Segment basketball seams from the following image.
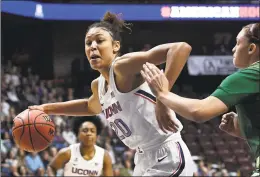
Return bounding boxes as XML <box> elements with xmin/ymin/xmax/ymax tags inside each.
<box><xmin>28</xmin><ymin>110</ymin><xmax>35</xmax><ymax>152</ymax></box>
<box><xmin>12</xmin><ymin>117</ymin><xmax>25</xmax><ymax>147</ymax></box>
<box><xmin>33</xmin><ymin>115</ymin><xmax>52</xmax><ymax>144</ymax></box>
<box><xmin>12</xmin><ymin>123</ymin><xmax>55</xmax><ymax>131</ymax></box>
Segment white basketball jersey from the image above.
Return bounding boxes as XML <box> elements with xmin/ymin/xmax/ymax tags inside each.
<box><xmin>97</xmin><ymin>59</ymin><xmax>183</xmax><ymax>150</ymax></box>
<box><xmin>63</xmin><ymin>144</ymin><xmax>104</xmax><ymax>176</ymax></box>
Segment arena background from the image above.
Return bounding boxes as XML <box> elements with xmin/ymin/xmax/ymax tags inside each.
<box><xmin>1</xmin><ymin>0</ymin><xmax>259</xmax><ymax>176</ymax></box>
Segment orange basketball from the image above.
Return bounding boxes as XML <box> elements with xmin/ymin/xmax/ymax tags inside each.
<box><xmin>12</xmin><ymin>109</ymin><xmax>56</xmax><ymax>152</ymax></box>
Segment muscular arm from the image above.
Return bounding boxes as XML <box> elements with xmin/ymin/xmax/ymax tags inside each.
<box><xmin>156</xmin><ymin>42</ymin><xmax>191</xmax><ymax>130</ymax></box>
<box><xmin>155</xmin><ymin>67</ymin><xmax>259</xmax><ymax>123</ymax></box>
<box><xmin>47</xmin><ymin>148</ymin><xmax>71</xmax><ymax>176</ymax></box>
<box><xmin>157</xmin><ymin>41</ymin><xmax>191</xmax><ymax>98</ymax></box>
<box><xmin>158</xmin><ymin>93</ymin><xmax>228</xmax><ymax>123</ymax></box>
<box><xmin>114</xmin><ymin>42</ymin><xmax>191</xmax><ymax>76</ymax></box>
<box><xmin>102</xmin><ymin>151</ymin><xmax>113</xmax><ymax>176</ymax></box>
<box><xmin>42</xmin><ymin>79</ymin><xmax>101</xmax><ymax>116</ymax></box>
<box><xmin>164</xmin><ymin>42</ymin><xmax>192</xmax><ymax>89</ymax></box>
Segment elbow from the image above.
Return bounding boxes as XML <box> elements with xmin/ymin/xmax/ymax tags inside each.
<box><xmin>178</xmin><ymin>42</ymin><xmax>192</xmax><ymax>54</ymax></box>
<box><xmin>192</xmin><ymin>114</ymin><xmax>205</xmax><ymax>124</ymax></box>
<box><xmin>191</xmin><ymin>109</ymin><xmax>207</xmax><ymax>124</ymax></box>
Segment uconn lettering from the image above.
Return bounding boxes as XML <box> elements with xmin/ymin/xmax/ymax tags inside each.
<box><xmin>103</xmin><ymin>101</ymin><xmax>122</xmax><ymax>119</ymax></box>
<box><xmin>72</xmin><ymin>167</ymin><xmax>98</xmax><ymax>176</ymax></box>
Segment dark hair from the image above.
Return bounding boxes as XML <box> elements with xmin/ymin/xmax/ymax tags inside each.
<box><xmin>243</xmin><ymin>23</ymin><xmax>260</xmax><ymax>45</ymax></box>
<box><xmin>87</xmin><ymin>11</ymin><xmax>132</xmax><ymax>52</ymax></box>
<box><xmin>73</xmin><ymin>116</ymin><xmax>103</xmax><ymax>135</ymax></box>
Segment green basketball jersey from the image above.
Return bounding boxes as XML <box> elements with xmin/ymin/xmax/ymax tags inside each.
<box><xmin>212</xmin><ymin>61</ymin><xmax>260</xmax><ymax>160</ymax></box>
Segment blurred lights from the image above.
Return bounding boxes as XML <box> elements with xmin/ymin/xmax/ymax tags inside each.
<box><xmin>161</xmin><ymin>6</ymin><xmax>260</xmax><ymax>18</ymax></box>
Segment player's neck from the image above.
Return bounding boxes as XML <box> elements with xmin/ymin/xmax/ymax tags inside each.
<box><xmin>249</xmin><ymin>58</ymin><xmax>260</xmax><ymax>66</ymax></box>
<box><xmin>80</xmin><ymin>143</ymin><xmax>95</xmax><ymax>155</ymax></box>
<box><xmin>99</xmin><ymin>68</ymin><xmax>110</xmax><ymax>84</ymax></box>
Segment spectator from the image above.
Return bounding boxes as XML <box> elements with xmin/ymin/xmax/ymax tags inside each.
<box><xmin>49</xmin><ymin>147</ymin><xmax>58</xmax><ymax>159</ymax></box>
<box><xmin>16</xmin><ymin>149</ymin><xmax>26</xmax><ymax>166</ymax></box>
<box><xmin>23</xmin><ymin>86</ymin><xmax>39</xmax><ymax>105</ymax></box>
<box><xmin>7</xmin><ymin>84</ymin><xmax>20</xmax><ymax>103</ymax></box>
<box><xmin>52</xmin><ymin>127</ymin><xmax>66</xmax><ymax>149</ymax></box>
<box><xmin>1</xmin><ymin>96</ymin><xmax>10</xmax><ymax>116</ymax></box>
<box><xmin>24</xmin><ymin>152</ymin><xmax>45</xmax><ymax>176</ymax></box>
<box><xmin>17</xmin><ymin>165</ymin><xmax>28</xmax><ymax>176</ymax></box>
<box><xmin>41</xmin><ymin>150</ymin><xmax>51</xmax><ymax>169</ymax></box>
<box><xmin>196</xmin><ymin>160</ymin><xmax>210</xmax><ymax>176</ymax></box>
<box><xmin>2</xmin><ymin>131</ymin><xmax>13</xmax><ymax>150</ymax></box>
<box><xmin>62</xmin><ymin>125</ymin><xmax>77</xmax><ymax>145</ymax></box>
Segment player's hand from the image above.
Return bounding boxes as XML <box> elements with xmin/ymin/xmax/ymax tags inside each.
<box><xmin>155</xmin><ymin>101</ymin><xmax>180</xmax><ymax>133</ymax></box>
<box><xmin>219</xmin><ymin>112</ymin><xmax>238</xmax><ymax>134</ymax></box>
<box><xmin>141</xmin><ymin>62</ymin><xmax>169</xmax><ymax>97</ymax></box>
<box><xmin>28</xmin><ymin>105</ymin><xmax>45</xmax><ymax>112</ymax></box>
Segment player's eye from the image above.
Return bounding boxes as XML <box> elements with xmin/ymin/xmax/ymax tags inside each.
<box><xmin>82</xmin><ymin>129</ymin><xmax>88</xmax><ymax>133</ymax></box>
<box><xmin>96</xmin><ymin>39</ymin><xmax>104</xmax><ymax>44</ymax></box>
<box><xmin>86</xmin><ymin>41</ymin><xmax>91</xmax><ymax>46</ymax></box>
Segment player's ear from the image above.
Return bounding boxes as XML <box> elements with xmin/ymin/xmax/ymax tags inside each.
<box><xmin>248</xmin><ymin>43</ymin><xmax>256</xmax><ymax>54</ymax></box>
<box><xmin>112</xmin><ymin>41</ymin><xmax>120</xmax><ymax>54</ymax></box>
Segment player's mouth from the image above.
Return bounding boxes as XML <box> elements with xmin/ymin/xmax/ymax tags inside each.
<box><xmin>86</xmin><ymin>136</ymin><xmax>93</xmax><ymax>139</ymax></box>
<box><xmin>90</xmin><ymin>54</ymin><xmax>101</xmax><ymax>60</ymax></box>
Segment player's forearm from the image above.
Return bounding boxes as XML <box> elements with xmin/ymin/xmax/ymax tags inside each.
<box><xmin>164</xmin><ymin>42</ymin><xmax>192</xmax><ymax>89</ymax></box>
<box><xmin>43</xmin><ymin>99</ymin><xmax>90</xmax><ymax>116</ymax></box>
<box><xmin>157</xmin><ymin>92</ymin><xmax>201</xmax><ymax>122</ymax></box>
<box><xmin>158</xmin><ymin>43</ymin><xmax>191</xmax><ymax>109</ymax></box>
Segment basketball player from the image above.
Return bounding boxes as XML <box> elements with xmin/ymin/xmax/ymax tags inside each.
<box><xmin>30</xmin><ymin>11</ymin><xmax>195</xmax><ymax>176</ymax></box>
<box><xmin>47</xmin><ymin>117</ymin><xmax>113</xmax><ymax>176</ymax></box>
<box><xmin>141</xmin><ymin>23</ymin><xmax>260</xmax><ymax>176</ymax></box>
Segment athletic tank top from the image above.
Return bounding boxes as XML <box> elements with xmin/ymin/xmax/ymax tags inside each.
<box><xmin>97</xmin><ymin>59</ymin><xmax>183</xmax><ymax>150</ymax></box>
<box><xmin>63</xmin><ymin>143</ymin><xmax>104</xmax><ymax>176</ymax></box>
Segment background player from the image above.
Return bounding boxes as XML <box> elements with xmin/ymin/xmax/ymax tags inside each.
<box><xmin>140</xmin><ymin>23</ymin><xmax>260</xmax><ymax>176</ymax></box>
<box><xmin>47</xmin><ymin>117</ymin><xmax>113</xmax><ymax>176</ymax></box>
<box><xmin>29</xmin><ymin>11</ymin><xmax>195</xmax><ymax>176</ymax></box>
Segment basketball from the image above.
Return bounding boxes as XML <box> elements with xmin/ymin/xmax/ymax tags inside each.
<box><xmin>12</xmin><ymin>109</ymin><xmax>56</xmax><ymax>153</ymax></box>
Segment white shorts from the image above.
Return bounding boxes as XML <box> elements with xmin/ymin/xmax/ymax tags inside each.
<box><xmin>133</xmin><ymin>139</ymin><xmax>195</xmax><ymax>176</ymax></box>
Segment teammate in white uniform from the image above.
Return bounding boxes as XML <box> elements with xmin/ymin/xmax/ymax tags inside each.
<box><xmin>47</xmin><ymin>118</ymin><xmax>113</xmax><ymax>176</ymax></box>
<box><xmin>30</xmin><ymin>12</ymin><xmax>195</xmax><ymax>176</ymax></box>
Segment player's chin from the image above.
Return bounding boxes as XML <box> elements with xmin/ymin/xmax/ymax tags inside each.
<box><xmin>90</xmin><ymin>63</ymin><xmax>103</xmax><ymax>70</ymax></box>
<box><xmin>233</xmin><ymin>58</ymin><xmax>241</xmax><ymax>68</ymax></box>
<box><xmin>82</xmin><ymin>141</ymin><xmax>94</xmax><ymax>147</ymax></box>
<box><xmin>233</xmin><ymin>58</ymin><xmax>247</xmax><ymax>69</ymax></box>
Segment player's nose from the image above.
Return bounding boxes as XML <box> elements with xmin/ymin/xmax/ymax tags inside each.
<box><xmin>90</xmin><ymin>41</ymin><xmax>97</xmax><ymax>50</ymax></box>
<box><xmin>232</xmin><ymin>46</ymin><xmax>236</xmax><ymax>53</ymax></box>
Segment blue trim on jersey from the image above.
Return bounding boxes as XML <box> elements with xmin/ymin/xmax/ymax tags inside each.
<box><xmin>136</xmin><ymin>90</ymin><xmax>156</xmax><ymax>103</ymax></box>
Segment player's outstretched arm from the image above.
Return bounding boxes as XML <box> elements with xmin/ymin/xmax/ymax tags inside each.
<box><xmin>47</xmin><ymin>147</ymin><xmax>71</xmax><ymax>176</ymax></box>
<box><xmin>102</xmin><ymin>151</ymin><xmax>113</xmax><ymax>176</ymax></box>
<box><xmin>29</xmin><ymin>79</ymin><xmax>102</xmax><ymax>116</ymax></box>
<box><xmin>114</xmin><ymin>42</ymin><xmax>191</xmax><ymax>76</ymax></box>
<box><xmin>158</xmin><ymin>93</ymin><xmax>228</xmax><ymax>123</ymax></box>
<box><xmin>141</xmin><ymin>63</ymin><xmax>228</xmax><ymax>123</ymax></box>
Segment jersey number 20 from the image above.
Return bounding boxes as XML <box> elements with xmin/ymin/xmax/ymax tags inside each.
<box><xmin>110</xmin><ymin>119</ymin><xmax>132</xmax><ymax>140</ymax></box>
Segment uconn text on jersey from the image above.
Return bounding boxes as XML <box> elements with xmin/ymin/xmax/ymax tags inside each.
<box><xmin>102</xmin><ymin>101</ymin><xmax>122</xmax><ymax>119</ymax></box>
